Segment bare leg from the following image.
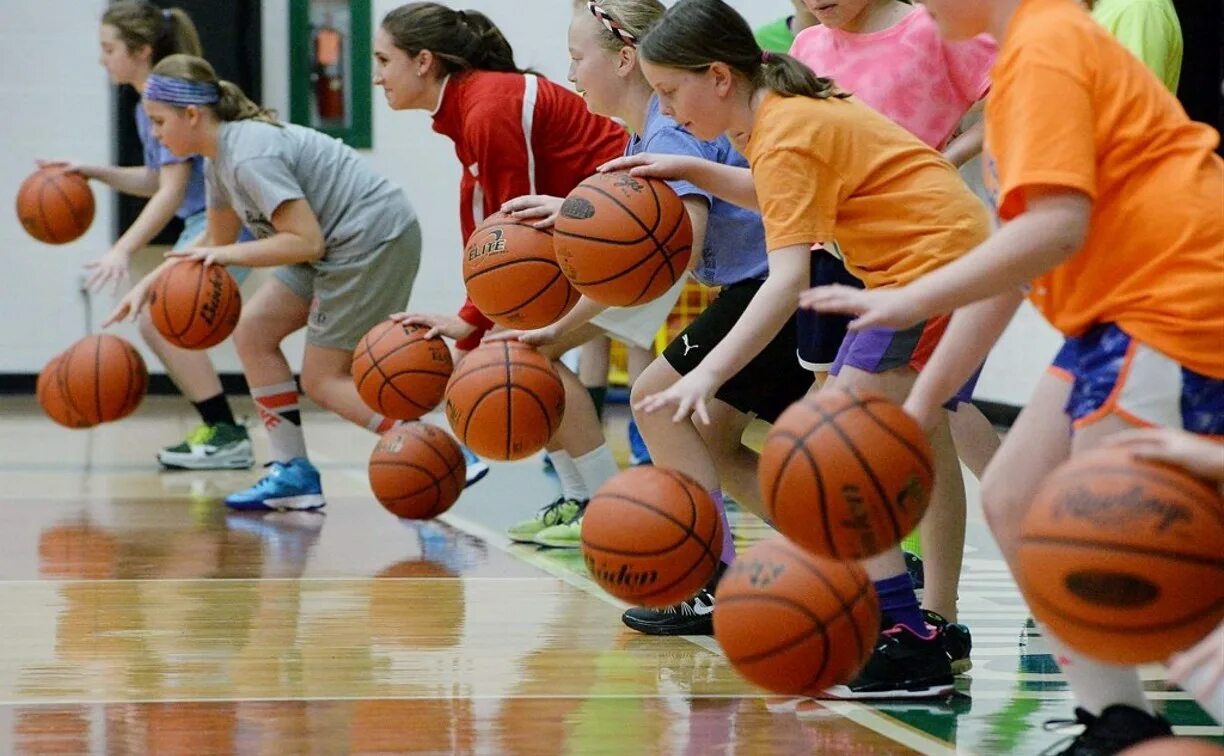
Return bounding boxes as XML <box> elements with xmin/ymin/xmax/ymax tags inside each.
<box><xmin>626</xmin><ymin>344</ymin><xmax>654</xmax><ymax>385</ymax></box>
<box><xmin>950</xmin><ymin>402</ymin><xmax>1002</xmax><ymax>481</ymax></box>
<box><xmin>232</xmin><ymin>279</ymin><xmax>307</xmax><ymax>392</ymax></box>
<box><xmin>137</xmin><ymin>313</ymin><xmax>226</xmax><ymax>402</ymax></box>
<box><xmin>578</xmin><ymin>335</ymin><xmax>610</xmax><ymax>389</ymax></box>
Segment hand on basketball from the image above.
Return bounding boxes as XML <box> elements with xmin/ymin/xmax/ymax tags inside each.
<box><xmin>1106</xmin><ymin>428</ymin><xmax>1224</xmax><ymax>483</ymax></box>
<box><xmin>634</xmin><ymin>368</ymin><xmax>721</xmax><ymax>425</ymax></box>
<box><xmin>501</xmin><ymin>195</ymin><xmax>564</xmax><ymax>229</ymax></box>
<box><xmin>485</xmin><ymin>325</ymin><xmax>560</xmax><ymax>347</ymax></box>
<box><xmin>799</xmin><ymin>284</ymin><xmax>926</xmax><ymax>331</ymax></box>
<box><xmin>390</xmin><ymin>312</ymin><xmax>477</xmax><ymax>342</ymax></box>
<box><xmin>598</xmin><ymin>152</ymin><xmax>695</xmax><ymax>182</ymax></box>
<box><xmin>1167</xmin><ymin>621</ymin><xmax>1224</xmax><ymax>705</ymax></box>
<box><xmin>83</xmin><ymin>248</ymin><xmax>132</xmax><ymax>294</ymax></box>
<box><xmin>166</xmin><ymin>246</ymin><xmax>234</xmax><ymax>267</ymax></box>
<box><xmin>35</xmin><ymin>159</ymin><xmax>88</xmax><ymax>177</ymax></box>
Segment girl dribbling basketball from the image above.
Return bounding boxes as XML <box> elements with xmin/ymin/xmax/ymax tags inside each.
<box><xmin>107</xmin><ymin>55</ymin><xmax>423</xmax><ymax>512</ymax></box>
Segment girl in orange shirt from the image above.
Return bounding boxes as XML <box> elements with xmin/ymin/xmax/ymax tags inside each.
<box><xmin>806</xmin><ymin>0</ymin><xmax>1222</xmax><ymax>747</ymax></box>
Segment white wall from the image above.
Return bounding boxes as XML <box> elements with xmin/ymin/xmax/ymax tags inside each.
<box><xmin>2</xmin><ymin>0</ymin><xmax>1059</xmax><ymax>406</ymax></box>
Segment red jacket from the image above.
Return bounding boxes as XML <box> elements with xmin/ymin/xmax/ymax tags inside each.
<box><xmin>431</xmin><ymin>70</ymin><xmax>627</xmax><ymax>348</ymax></box>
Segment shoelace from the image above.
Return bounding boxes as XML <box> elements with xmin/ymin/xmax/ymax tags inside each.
<box><xmin>660</xmin><ymin>590</ymin><xmax>712</xmax><ymax>616</ymax></box>
<box><xmin>537</xmin><ymin>497</ymin><xmax>581</xmax><ymax>526</ymax></box>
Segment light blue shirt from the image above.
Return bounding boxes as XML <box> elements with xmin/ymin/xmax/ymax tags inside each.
<box><xmin>135</xmin><ymin>104</ymin><xmax>207</xmax><ymax>219</ymax></box>
<box><xmin>628</xmin><ymin>96</ymin><xmax>768</xmax><ymax>287</ymax></box>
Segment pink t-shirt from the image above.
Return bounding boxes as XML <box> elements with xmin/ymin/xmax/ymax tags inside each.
<box><xmin>789</xmin><ymin>7</ymin><xmax>996</xmax><ymax>149</ymax></box>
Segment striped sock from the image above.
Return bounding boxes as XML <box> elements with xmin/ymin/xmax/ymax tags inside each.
<box><xmin>251</xmin><ymin>382</ymin><xmax>308</xmax><ymax>463</ymax></box>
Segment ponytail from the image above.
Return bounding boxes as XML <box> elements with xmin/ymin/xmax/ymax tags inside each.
<box><xmin>639</xmin><ymin>0</ymin><xmax>846</xmax><ymax>101</ymax></box>
<box><xmin>381</xmin><ymin>2</ymin><xmax>536</xmax><ymax>76</ymax></box>
<box><xmin>102</xmin><ymin>2</ymin><xmax>203</xmax><ymax>63</ymax></box>
<box><xmin>151</xmin><ymin>54</ymin><xmax>280</xmax><ymax>125</ymax></box>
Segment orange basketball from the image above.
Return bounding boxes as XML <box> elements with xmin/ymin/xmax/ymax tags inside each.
<box><xmin>463</xmin><ymin>212</ymin><xmax>579</xmax><ymax>329</ymax></box>
<box><xmin>580</xmin><ymin>466</ymin><xmax>723</xmax><ymax>608</ymax></box>
<box><xmin>43</xmin><ymin>335</ymin><xmax>148</xmax><ymax>427</ymax></box>
<box><xmin>553</xmin><ymin>171</ymin><xmax>692</xmax><ymax>307</ymax></box>
<box><xmin>713</xmin><ymin>538</ymin><xmax>879</xmax><ymax>695</ymax></box>
<box><xmin>1018</xmin><ymin>447</ymin><xmax>1224</xmax><ymax>664</ymax></box>
<box><xmin>368</xmin><ymin>423</ymin><xmax>466</xmax><ymax>519</ymax></box>
<box><xmin>1121</xmin><ymin>738</ymin><xmax>1224</xmax><ymax>756</ymax></box>
<box><xmin>36</xmin><ymin>354</ymin><xmax>90</xmax><ymax>429</ymax></box>
<box><xmin>444</xmin><ymin>340</ymin><xmax>565</xmax><ymax>461</ymax></box>
<box><xmin>758</xmin><ymin>388</ymin><xmax>934</xmax><ymax>560</ymax></box>
<box><xmin>16</xmin><ymin>168</ymin><xmax>95</xmax><ymax>244</ymax></box>
<box><xmin>148</xmin><ymin>260</ymin><xmax>242</xmax><ymax>350</ymax></box>
<box><xmin>352</xmin><ymin>320</ymin><xmax>453</xmax><ymax>420</ymax></box>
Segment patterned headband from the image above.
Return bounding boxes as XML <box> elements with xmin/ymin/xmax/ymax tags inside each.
<box><xmin>587</xmin><ymin>1</ymin><xmax>637</xmax><ymax>47</ymax></box>
<box><xmin>143</xmin><ymin>74</ymin><xmax>220</xmax><ymax>106</ymax></box>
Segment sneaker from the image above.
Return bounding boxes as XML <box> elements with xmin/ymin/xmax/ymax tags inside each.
<box><xmin>905</xmin><ymin>550</ymin><xmax>925</xmax><ymax>590</ymax></box>
<box><xmin>923</xmin><ymin>610</ymin><xmax>973</xmax><ymax>675</ymax></box>
<box><xmin>158</xmin><ymin>423</ymin><xmax>254</xmax><ymax>470</ymax></box>
<box><xmin>506</xmin><ymin>497</ymin><xmax>586</xmax><ymax>544</ymax></box>
<box><xmin>1042</xmin><ymin>705</ymin><xmax>1172</xmax><ymax>755</ymax></box>
<box><xmin>224</xmin><ymin>458</ymin><xmax>326</xmax><ymax>511</ymax></box>
<box><xmin>823</xmin><ymin>624</ymin><xmax>955</xmax><ymax>699</ymax></box>
<box><xmin>462</xmin><ymin>446</ymin><xmax>489</xmax><ymax>488</ymax></box>
<box><xmin>621</xmin><ymin>564</ymin><xmax>725</xmax><ymax>636</ymax></box>
<box><xmin>533</xmin><ymin>515</ymin><xmax>584</xmax><ymax>549</ymax></box>
<box><xmin>627</xmin><ymin>419</ymin><xmax>652</xmax><ymax>466</ymax></box>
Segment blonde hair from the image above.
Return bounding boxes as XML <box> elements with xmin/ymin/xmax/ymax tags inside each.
<box><xmin>576</xmin><ymin>0</ymin><xmax>666</xmax><ymax>51</ymax></box>
<box><xmin>151</xmin><ymin>54</ymin><xmax>280</xmax><ymax>124</ymax></box>
<box><xmin>102</xmin><ymin>2</ymin><xmax>202</xmax><ymax>62</ymax></box>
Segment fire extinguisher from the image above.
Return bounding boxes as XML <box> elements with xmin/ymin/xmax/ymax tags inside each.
<box><xmin>314</xmin><ymin>17</ymin><xmax>344</xmax><ymax>122</ymax></box>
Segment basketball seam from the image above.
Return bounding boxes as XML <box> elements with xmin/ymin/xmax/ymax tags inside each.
<box><xmin>584</xmin><ymin>491</ymin><xmax>710</xmax><ymax>556</ymax></box>
<box><xmin>33</xmin><ymin>176</ymin><xmax>53</xmax><ymax>242</ymax></box>
<box><xmin>43</xmin><ymin>177</ymin><xmax>82</xmax><ymax>243</ymax></box>
<box><xmin>1020</xmin><ymin>536</ymin><xmax>1224</xmax><ymax>569</ymax></box>
<box><xmin>853</xmin><ymin>393</ymin><xmax>935</xmax><ymax>478</ymax></box>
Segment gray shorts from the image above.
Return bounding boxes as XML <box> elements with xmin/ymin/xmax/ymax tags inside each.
<box><xmin>274</xmin><ymin>221</ymin><xmax>422</xmax><ymax>350</ymax></box>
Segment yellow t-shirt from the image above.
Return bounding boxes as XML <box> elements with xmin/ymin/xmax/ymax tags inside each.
<box><xmin>745</xmin><ymin>92</ymin><xmax>989</xmax><ymax>288</ymax></box>
<box><xmin>985</xmin><ymin>0</ymin><xmax>1224</xmax><ymax>378</ymax></box>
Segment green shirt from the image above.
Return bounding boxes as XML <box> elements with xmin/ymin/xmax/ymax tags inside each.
<box><xmin>1091</xmin><ymin>0</ymin><xmax>1183</xmax><ymax>92</ymax></box>
<box><xmin>755</xmin><ymin>16</ymin><xmax>796</xmax><ymax>54</ymax></box>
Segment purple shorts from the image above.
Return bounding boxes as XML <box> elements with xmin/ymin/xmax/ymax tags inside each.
<box><xmin>829</xmin><ymin>319</ymin><xmax>981</xmax><ymax>409</ymax></box>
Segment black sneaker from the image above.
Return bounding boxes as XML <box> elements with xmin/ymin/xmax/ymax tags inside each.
<box><xmin>823</xmin><ymin>624</ymin><xmax>955</xmax><ymax>699</ymax></box>
<box><xmin>923</xmin><ymin>609</ymin><xmax>973</xmax><ymax>675</ymax></box>
<box><xmin>1042</xmin><ymin>705</ymin><xmax>1172</xmax><ymax>755</ymax></box>
<box><xmin>621</xmin><ymin>564</ymin><xmax>725</xmax><ymax>636</ymax></box>
<box><xmin>905</xmin><ymin>550</ymin><xmax>925</xmax><ymax>590</ymax></box>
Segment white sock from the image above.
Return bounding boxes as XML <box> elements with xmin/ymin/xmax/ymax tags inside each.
<box><xmin>1047</xmin><ymin>632</ymin><xmax>1154</xmax><ymax>715</ymax></box>
<box><xmin>574</xmin><ymin>445</ymin><xmax>620</xmax><ymax>497</ymax></box>
<box><xmin>250</xmin><ymin>381</ymin><xmax>308</xmax><ymax>463</ymax></box>
<box><xmin>550</xmin><ymin>450</ymin><xmax>588</xmax><ymax>500</ymax></box>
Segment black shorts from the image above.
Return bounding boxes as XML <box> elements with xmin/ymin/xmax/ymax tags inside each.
<box><xmin>796</xmin><ymin>249</ymin><xmax>865</xmax><ymax>370</ymax></box>
<box><xmin>662</xmin><ymin>279</ymin><xmax>813</xmax><ymax>422</ymax></box>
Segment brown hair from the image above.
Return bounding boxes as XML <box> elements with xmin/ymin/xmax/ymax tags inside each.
<box><xmin>576</xmin><ymin>0</ymin><xmax>666</xmax><ymax>52</ymax></box>
<box><xmin>151</xmin><ymin>54</ymin><xmax>280</xmax><ymax>125</ymax></box>
<box><xmin>639</xmin><ymin>0</ymin><xmax>846</xmax><ymax>101</ymax></box>
<box><xmin>381</xmin><ymin>2</ymin><xmax>535</xmax><ymax>76</ymax></box>
<box><xmin>102</xmin><ymin>1</ymin><xmax>202</xmax><ymax>63</ymax></box>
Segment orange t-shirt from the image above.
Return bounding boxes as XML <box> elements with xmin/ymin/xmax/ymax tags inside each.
<box><xmin>745</xmin><ymin>92</ymin><xmax>989</xmax><ymax>288</ymax></box>
<box><xmin>984</xmin><ymin>0</ymin><xmax>1224</xmax><ymax>378</ymax></box>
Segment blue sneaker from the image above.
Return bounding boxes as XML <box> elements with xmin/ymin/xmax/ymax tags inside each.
<box><xmin>628</xmin><ymin>419</ymin><xmax>652</xmax><ymax>466</ymax></box>
<box><xmin>225</xmin><ymin>458</ymin><xmax>326</xmax><ymax>511</ymax></box>
<box><xmin>462</xmin><ymin>445</ymin><xmax>490</xmax><ymax>488</ymax></box>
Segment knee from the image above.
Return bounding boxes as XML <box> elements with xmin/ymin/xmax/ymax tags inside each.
<box><xmin>629</xmin><ymin>360</ymin><xmax>670</xmax><ymax>406</ymax></box>
<box><xmin>297</xmin><ymin>369</ymin><xmax>332</xmax><ymax>410</ymax></box>
<box><xmin>979</xmin><ymin>466</ymin><xmax>1020</xmax><ymax>536</ymax></box>
<box><xmin>231</xmin><ymin>312</ymin><xmax>271</xmax><ymax>357</ymax></box>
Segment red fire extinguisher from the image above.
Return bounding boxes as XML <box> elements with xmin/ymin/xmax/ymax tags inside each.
<box><xmin>314</xmin><ymin>17</ymin><xmax>344</xmax><ymax>122</ymax></box>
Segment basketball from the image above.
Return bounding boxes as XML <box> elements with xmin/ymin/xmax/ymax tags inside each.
<box><xmin>1017</xmin><ymin>447</ymin><xmax>1224</xmax><ymax>665</ymax></box>
<box><xmin>352</xmin><ymin>320</ymin><xmax>453</xmax><ymax>420</ymax></box>
<box><xmin>148</xmin><ymin>260</ymin><xmax>242</xmax><ymax>350</ymax></box>
<box><xmin>36</xmin><ymin>354</ymin><xmax>90</xmax><ymax>429</ymax></box>
<box><xmin>713</xmin><ymin>538</ymin><xmax>879</xmax><ymax>695</ymax></box>
<box><xmin>462</xmin><ymin>212</ymin><xmax>579</xmax><ymax>329</ymax></box>
<box><xmin>1120</xmin><ymin>739</ymin><xmax>1224</xmax><ymax>756</ymax></box>
<box><xmin>43</xmin><ymin>334</ymin><xmax>148</xmax><ymax>427</ymax></box>
<box><xmin>580</xmin><ymin>466</ymin><xmax>723</xmax><ymax>608</ymax></box>
<box><xmin>758</xmin><ymin>387</ymin><xmax>935</xmax><ymax>560</ymax></box>
<box><xmin>444</xmin><ymin>340</ymin><xmax>565</xmax><ymax>461</ymax></box>
<box><xmin>368</xmin><ymin>423</ymin><xmax>467</xmax><ymax>520</ymax></box>
<box><xmin>16</xmin><ymin>168</ymin><xmax>95</xmax><ymax>244</ymax></box>
<box><xmin>553</xmin><ymin>171</ymin><xmax>692</xmax><ymax>307</ymax></box>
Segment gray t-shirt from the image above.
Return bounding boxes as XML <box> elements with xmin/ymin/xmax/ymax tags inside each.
<box><xmin>206</xmin><ymin>120</ymin><xmax>414</xmax><ymax>263</ymax></box>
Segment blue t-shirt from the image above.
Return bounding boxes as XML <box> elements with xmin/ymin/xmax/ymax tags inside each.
<box><xmin>135</xmin><ymin>104</ymin><xmax>207</xmax><ymax>219</ymax></box>
<box><xmin>627</xmin><ymin>96</ymin><xmax>768</xmax><ymax>287</ymax></box>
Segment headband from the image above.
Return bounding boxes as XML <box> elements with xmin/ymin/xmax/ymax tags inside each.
<box><xmin>587</xmin><ymin>1</ymin><xmax>637</xmax><ymax>47</ymax></box>
<box><xmin>143</xmin><ymin>73</ymin><xmax>220</xmax><ymax>106</ymax></box>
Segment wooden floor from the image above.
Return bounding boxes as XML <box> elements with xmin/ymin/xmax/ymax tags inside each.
<box><xmin>0</xmin><ymin>395</ymin><xmax>1219</xmax><ymax>755</ymax></box>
